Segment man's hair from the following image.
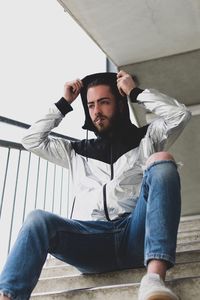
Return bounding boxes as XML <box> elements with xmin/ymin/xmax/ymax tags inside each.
<box><xmin>86</xmin><ymin>78</ymin><xmax>124</xmax><ymax>103</ymax></box>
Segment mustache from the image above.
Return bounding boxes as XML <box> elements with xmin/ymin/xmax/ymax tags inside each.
<box><xmin>94</xmin><ymin>114</ymin><xmax>107</xmax><ymax>123</ymax></box>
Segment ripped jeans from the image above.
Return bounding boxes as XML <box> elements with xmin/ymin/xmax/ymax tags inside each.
<box><xmin>0</xmin><ymin>160</ymin><xmax>181</xmax><ymax>300</ymax></box>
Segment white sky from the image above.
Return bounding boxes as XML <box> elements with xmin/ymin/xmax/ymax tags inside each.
<box><xmin>0</xmin><ymin>0</ymin><xmax>106</xmax><ymax>271</ymax></box>
<box><xmin>0</xmin><ymin>0</ymin><xmax>106</xmax><ymax>141</ymax></box>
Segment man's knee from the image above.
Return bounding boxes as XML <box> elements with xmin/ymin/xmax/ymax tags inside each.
<box><xmin>146</xmin><ymin>152</ymin><xmax>175</xmax><ymax>168</ymax></box>
<box><xmin>26</xmin><ymin>209</ymin><xmax>45</xmax><ymax>221</ymax></box>
<box><xmin>24</xmin><ymin>209</ymin><xmax>51</xmax><ymax>228</ymax></box>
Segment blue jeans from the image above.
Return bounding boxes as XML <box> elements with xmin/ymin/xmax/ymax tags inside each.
<box><xmin>0</xmin><ymin>160</ymin><xmax>181</xmax><ymax>300</ymax></box>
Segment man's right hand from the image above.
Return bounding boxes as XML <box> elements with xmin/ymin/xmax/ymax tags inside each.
<box><xmin>63</xmin><ymin>79</ymin><xmax>83</xmax><ymax>104</ymax></box>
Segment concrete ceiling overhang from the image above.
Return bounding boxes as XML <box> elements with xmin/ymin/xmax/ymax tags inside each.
<box><xmin>58</xmin><ymin>0</ymin><xmax>200</xmax><ymax>66</ymax></box>
<box><xmin>57</xmin><ymin>0</ymin><xmax>200</xmax><ymax>216</ymax></box>
<box><xmin>57</xmin><ymin>0</ymin><xmax>200</xmax><ymax>108</ymax></box>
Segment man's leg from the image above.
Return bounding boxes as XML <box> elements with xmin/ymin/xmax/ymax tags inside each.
<box><xmin>0</xmin><ymin>210</ymin><xmax>66</xmax><ymax>300</ymax></box>
<box><xmin>0</xmin><ymin>209</ymin><xmax>118</xmax><ymax>300</ymax></box>
<box><xmin>138</xmin><ymin>152</ymin><xmax>181</xmax><ymax>300</ymax></box>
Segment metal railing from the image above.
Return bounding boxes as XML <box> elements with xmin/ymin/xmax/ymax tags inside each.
<box><xmin>0</xmin><ymin>116</ymin><xmax>78</xmax><ymax>270</ymax></box>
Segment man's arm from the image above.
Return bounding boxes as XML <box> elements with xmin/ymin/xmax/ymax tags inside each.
<box><xmin>22</xmin><ymin>79</ymin><xmax>83</xmax><ymax>168</ymax></box>
<box><xmin>117</xmin><ymin>70</ymin><xmax>191</xmax><ymax>151</ymax></box>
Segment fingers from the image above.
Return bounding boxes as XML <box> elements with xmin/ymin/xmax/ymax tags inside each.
<box><xmin>68</xmin><ymin>79</ymin><xmax>83</xmax><ymax>93</ymax></box>
<box><xmin>116</xmin><ymin>81</ymin><xmax>126</xmax><ymax>96</ymax></box>
<box><xmin>74</xmin><ymin>79</ymin><xmax>83</xmax><ymax>93</ymax></box>
<box><xmin>116</xmin><ymin>70</ymin><xmax>128</xmax><ymax>96</ymax></box>
<box><xmin>117</xmin><ymin>70</ymin><xmax>127</xmax><ymax>79</ymax></box>
<box><xmin>63</xmin><ymin>79</ymin><xmax>83</xmax><ymax>103</ymax></box>
<box><xmin>116</xmin><ymin>70</ymin><xmax>136</xmax><ymax>96</ymax></box>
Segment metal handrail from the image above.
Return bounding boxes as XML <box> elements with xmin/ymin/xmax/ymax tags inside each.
<box><xmin>0</xmin><ymin>139</ymin><xmax>25</xmax><ymax>151</ymax></box>
<box><xmin>0</xmin><ymin>116</ymin><xmax>30</xmax><ymax>129</ymax></box>
<box><xmin>0</xmin><ymin>115</ymin><xmax>78</xmax><ymax>141</ymax></box>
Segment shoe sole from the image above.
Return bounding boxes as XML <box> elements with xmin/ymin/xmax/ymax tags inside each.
<box><xmin>147</xmin><ymin>295</ymin><xmax>178</xmax><ymax>300</ymax></box>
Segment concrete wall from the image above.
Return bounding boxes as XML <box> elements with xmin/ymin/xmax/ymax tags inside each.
<box><xmin>170</xmin><ymin>115</ymin><xmax>200</xmax><ymax>216</ymax></box>
<box><xmin>121</xmin><ymin>49</ymin><xmax>200</xmax><ymax>107</ymax></box>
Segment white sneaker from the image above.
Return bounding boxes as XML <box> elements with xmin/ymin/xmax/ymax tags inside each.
<box><xmin>138</xmin><ymin>273</ymin><xmax>179</xmax><ymax>300</ymax></box>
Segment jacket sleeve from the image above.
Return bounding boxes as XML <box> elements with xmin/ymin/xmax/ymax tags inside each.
<box><xmin>21</xmin><ymin>100</ymin><xmax>74</xmax><ymax>169</ymax></box>
<box><xmin>134</xmin><ymin>88</ymin><xmax>192</xmax><ymax>151</ymax></box>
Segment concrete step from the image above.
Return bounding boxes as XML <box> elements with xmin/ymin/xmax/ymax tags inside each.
<box><xmin>176</xmin><ymin>250</ymin><xmax>200</xmax><ymax>264</ymax></box>
<box><xmin>33</xmin><ymin>216</ymin><xmax>200</xmax><ymax>299</ymax></box>
<box><xmin>176</xmin><ymin>241</ymin><xmax>200</xmax><ymax>252</ymax></box>
<box><xmin>41</xmin><ymin>265</ymin><xmax>81</xmax><ymax>278</ymax></box>
<box><xmin>43</xmin><ymin>249</ymin><xmax>200</xmax><ymax>276</ymax></box>
<box><xmin>177</xmin><ymin>233</ymin><xmax>200</xmax><ymax>245</ymax></box>
<box><xmin>31</xmin><ymin>276</ymin><xmax>200</xmax><ymax>300</ymax></box>
<box><xmin>178</xmin><ymin>219</ymin><xmax>200</xmax><ymax>233</ymax></box>
<box><xmin>180</xmin><ymin>215</ymin><xmax>200</xmax><ymax>222</ymax></box>
<box><xmin>43</xmin><ymin>250</ymin><xmax>200</xmax><ymax>278</ymax></box>
<box><xmin>45</xmin><ymin>257</ymin><xmax>66</xmax><ymax>268</ymax></box>
<box><xmin>34</xmin><ymin>261</ymin><xmax>200</xmax><ymax>294</ymax></box>
<box><xmin>178</xmin><ymin>229</ymin><xmax>200</xmax><ymax>239</ymax></box>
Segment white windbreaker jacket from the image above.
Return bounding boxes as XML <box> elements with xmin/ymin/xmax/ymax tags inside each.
<box><xmin>22</xmin><ymin>88</ymin><xmax>191</xmax><ymax>221</ymax></box>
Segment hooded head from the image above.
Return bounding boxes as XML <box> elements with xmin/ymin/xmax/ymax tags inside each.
<box><xmin>80</xmin><ymin>72</ymin><xmax>148</xmax><ymax>144</ymax></box>
<box><xmin>80</xmin><ymin>72</ymin><xmax>131</xmax><ymax>134</ymax></box>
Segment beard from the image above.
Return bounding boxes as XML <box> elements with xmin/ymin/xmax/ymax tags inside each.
<box><xmin>93</xmin><ymin>112</ymin><xmax>119</xmax><ymax>134</ymax></box>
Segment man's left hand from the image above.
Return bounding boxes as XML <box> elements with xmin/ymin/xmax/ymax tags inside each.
<box><xmin>117</xmin><ymin>70</ymin><xmax>136</xmax><ymax>96</ymax></box>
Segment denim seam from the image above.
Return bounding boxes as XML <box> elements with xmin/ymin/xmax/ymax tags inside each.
<box><xmin>0</xmin><ymin>289</ymin><xmax>14</xmax><ymax>300</ymax></box>
<box><xmin>145</xmin><ymin>253</ymin><xmax>175</xmax><ymax>267</ymax></box>
<box><xmin>50</xmin><ymin>229</ymin><xmax>121</xmax><ymax>237</ymax></box>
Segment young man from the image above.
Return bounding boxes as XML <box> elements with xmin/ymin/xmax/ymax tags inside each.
<box><xmin>0</xmin><ymin>70</ymin><xmax>191</xmax><ymax>300</ymax></box>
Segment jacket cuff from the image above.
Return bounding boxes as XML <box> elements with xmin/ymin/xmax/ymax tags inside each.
<box><xmin>55</xmin><ymin>97</ymin><xmax>73</xmax><ymax>116</ymax></box>
<box><xmin>129</xmin><ymin>87</ymin><xmax>144</xmax><ymax>102</ymax></box>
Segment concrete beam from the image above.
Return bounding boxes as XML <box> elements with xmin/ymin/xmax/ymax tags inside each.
<box><xmin>121</xmin><ymin>49</ymin><xmax>200</xmax><ymax>107</ymax></box>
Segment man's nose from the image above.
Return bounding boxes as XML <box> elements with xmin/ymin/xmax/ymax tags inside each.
<box><xmin>94</xmin><ymin>103</ymin><xmax>101</xmax><ymax>115</ymax></box>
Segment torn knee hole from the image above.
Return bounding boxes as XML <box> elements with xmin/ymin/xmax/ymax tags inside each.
<box><xmin>146</xmin><ymin>152</ymin><xmax>175</xmax><ymax>167</ymax></box>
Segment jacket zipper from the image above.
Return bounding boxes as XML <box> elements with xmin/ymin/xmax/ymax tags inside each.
<box><xmin>103</xmin><ymin>143</ymin><xmax>114</xmax><ymax>221</ymax></box>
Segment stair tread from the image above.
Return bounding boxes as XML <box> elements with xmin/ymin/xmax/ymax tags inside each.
<box><xmin>32</xmin><ymin>216</ymin><xmax>200</xmax><ymax>298</ymax></box>
<box><xmin>31</xmin><ymin>276</ymin><xmax>200</xmax><ymax>300</ymax></box>
<box><xmin>34</xmin><ymin>260</ymin><xmax>200</xmax><ymax>294</ymax></box>
<box><xmin>45</xmin><ymin>248</ymin><xmax>200</xmax><ymax>268</ymax></box>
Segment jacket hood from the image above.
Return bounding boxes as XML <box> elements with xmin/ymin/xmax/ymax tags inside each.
<box><xmin>80</xmin><ymin>72</ymin><xmax>148</xmax><ymax>139</ymax></box>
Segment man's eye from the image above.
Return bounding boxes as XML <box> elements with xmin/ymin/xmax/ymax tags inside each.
<box><xmin>101</xmin><ymin>100</ymin><xmax>109</xmax><ymax>105</ymax></box>
<box><xmin>88</xmin><ymin>104</ymin><xmax>94</xmax><ymax>109</ymax></box>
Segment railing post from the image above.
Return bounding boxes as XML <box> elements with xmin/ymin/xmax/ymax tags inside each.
<box><xmin>52</xmin><ymin>165</ymin><xmax>56</xmax><ymax>213</ymax></box>
<box><xmin>43</xmin><ymin>161</ymin><xmax>49</xmax><ymax>211</ymax></box>
<box><xmin>0</xmin><ymin>149</ymin><xmax>10</xmax><ymax>219</ymax></box>
<box><xmin>34</xmin><ymin>157</ymin><xmax>41</xmax><ymax>209</ymax></box>
<box><xmin>22</xmin><ymin>152</ymin><xmax>31</xmax><ymax>223</ymax></box>
<box><xmin>59</xmin><ymin>168</ymin><xmax>64</xmax><ymax>216</ymax></box>
<box><xmin>7</xmin><ymin>150</ymin><xmax>22</xmax><ymax>254</ymax></box>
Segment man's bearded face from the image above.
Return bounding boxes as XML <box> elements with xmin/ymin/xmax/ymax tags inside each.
<box><xmin>87</xmin><ymin>85</ymin><xmax>119</xmax><ymax>133</ymax></box>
